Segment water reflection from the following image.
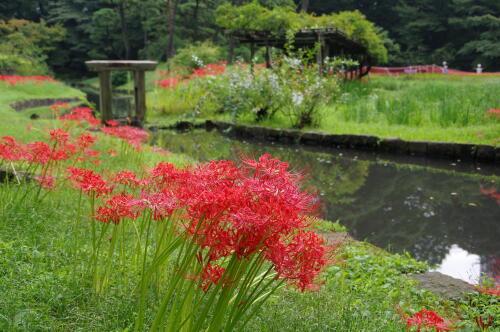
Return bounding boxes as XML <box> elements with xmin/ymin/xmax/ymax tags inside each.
<box><xmin>433</xmin><ymin>245</ymin><xmax>480</xmax><ymax>283</ymax></box>
<box><xmin>155</xmin><ymin>130</ymin><xmax>500</xmax><ymax>283</ymax></box>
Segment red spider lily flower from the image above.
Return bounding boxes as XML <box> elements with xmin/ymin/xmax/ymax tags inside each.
<box><xmin>146</xmin><ymin>154</ymin><xmax>330</xmax><ymax>291</ymax></box>
<box><xmin>0</xmin><ymin>75</ymin><xmax>56</xmax><ymax>85</ymax></box>
<box><xmin>111</xmin><ymin>170</ymin><xmax>141</xmax><ymax>188</ymax></box>
<box><xmin>77</xmin><ymin>133</ymin><xmax>97</xmax><ymax>149</ymax></box>
<box><xmin>60</xmin><ymin>107</ymin><xmax>101</xmax><ymax>126</ymax></box>
<box><xmin>266</xmin><ymin>230</ymin><xmax>330</xmax><ymax>292</ymax></box>
<box><xmin>475</xmin><ymin>283</ymin><xmax>500</xmax><ymax>297</ymax></box>
<box><xmin>49</xmin><ymin>128</ymin><xmax>70</xmax><ymax>144</ymax></box>
<box><xmin>49</xmin><ymin>102</ymin><xmax>71</xmax><ymax>113</ymax></box>
<box><xmin>141</xmin><ymin>191</ymin><xmax>178</xmax><ymax>220</ymax></box>
<box><xmin>404</xmin><ymin>309</ymin><xmax>455</xmax><ymax>331</ymax></box>
<box><xmin>485</xmin><ymin>109</ymin><xmax>500</xmax><ymax>119</ymax></box>
<box><xmin>50</xmin><ymin>149</ymin><xmax>70</xmax><ymax>162</ymax></box>
<box><xmin>152</xmin><ymin>146</ymin><xmax>172</xmax><ymax>156</ymax></box>
<box><xmin>94</xmin><ymin>193</ymin><xmax>144</xmax><ymax>224</ymax></box>
<box><xmin>199</xmin><ymin>263</ymin><xmax>226</xmax><ymax>292</ymax></box>
<box><xmin>156</xmin><ymin>77</ymin><xmax>180</xmax><ymax>88</ymax></box>
<box><xmin>108</xmin><ymin>149</ymin><xmax>118</xmax><ymax>156</ymax></box>
<box><xmin>34</xmin><ymin>173</ymin><xmax>56</xmax><ymax>190</ymax></box>
<box><xmin>480</xmin><ymin>184</ymin><xmax>497</xmax><ymax>195</ymax></box>
<box><xmin>101</xmin><ymin>126</ymin><xmax>149</xmax><ymax>150</ymax></box>
<box><xmin>190</xmin><ymin>62</ymin><xmax>226</xmax><ymax>79</ymax></box>
<box><xmin>84</xmin><ymin>149</ymin><xmax>100</xmax><ymax>158</ymax></box>
<box><xmin>26</xmin><ymin>124</ymin><xmax>33</xmax><ymax>131</ymax></box>
<box><xmin>106</xmin><ymin>120</ymin><xmax>119</xmax><ymax>127</ymax></box>
<box><xmin>25</xmin><ymin>141</ymin><xmax>52</xmax><ymax>165</ymax></box>
<box><xmin>66</xmin><ymin>166</ymin><xmax>114</xmax><ymax>197</ymax></box>
<box><xmin>0</xmin><ymin>136</ymin><xmax>26</xmax><ymax>162</ymax></box>
<box><xmin>480</xmin><ymin>185</ymin><xmax>500</xmax><ymax>204</ymax></box>
<box><xmin>61</xmin><ymin>143</ymin><xmax>78</xmax><ymax>156</ymax></box>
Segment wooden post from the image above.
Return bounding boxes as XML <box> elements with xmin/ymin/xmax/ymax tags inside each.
<box><xmin>316</xmin><ymin>33</ymin><xmax>324</xmax><ymax>73</ymax></box>
<box><xmin>227</xmin><ymin>37</ymin><xmax>235</xmax><ymax>65</ymax></box>
<box><xmin>98</xmin><ymin>71</ymin><xmax>112</xmax><ymax>123</ymax></box>
<box><xmin>265</xmin><ymin>46</ymin><xmax>272</xmax><ymax>68</ymax></box>
<box><xmin>250</xmin><ymin>42</ymin><xmax>256</xmax><ymax>75</ymax></box>
<box><xmin>134</xmin><ymin>70</ymin><xmax>146</xmax><ymax>124</ymax></box>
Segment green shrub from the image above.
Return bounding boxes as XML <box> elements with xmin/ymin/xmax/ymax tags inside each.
<box><xmin>170</xmin><ymin>41</ymin><xmax>222</xmax><ymax>74</ymax></box>
<box><xmin>111</xmin><ymin>71</ymin><xmax>128</xmax><ymax>88</ymax></box>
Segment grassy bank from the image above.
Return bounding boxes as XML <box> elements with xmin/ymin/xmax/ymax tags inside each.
<box><xmin>147</xmin><ymin>69</ymin><xmax>500</xmax><ymax>146</ymax></box>
<box><xmin>2</xmin><ymin>79</ymin><xmax>497</xmax><ymax>331</ymax></box>
<box><xmin>0</xmin><ymin>80</ymin><xmax>84</xmax><ymax>139</ymax></box>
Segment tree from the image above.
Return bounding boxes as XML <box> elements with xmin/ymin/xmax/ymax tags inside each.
<box><xmin>0</xmin><ymin>18</ymin><xmax>65</xmax><ymax>74</ymax></box>
<box><xmin>450</xmin><ymin>0</ymin><xmax>500</xmax><ymax>71</ymax></box>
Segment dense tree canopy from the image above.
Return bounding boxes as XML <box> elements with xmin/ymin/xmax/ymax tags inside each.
<box><xmin>0</xmin><ymin>0</ymin><xmax>498</xmax><ymax>76</ymax></box>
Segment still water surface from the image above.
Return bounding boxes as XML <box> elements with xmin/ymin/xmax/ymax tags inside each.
<box><xmin>154</xmin><ymin>129</ymin><xmax>500</xmax><ymax>283</ymax></box>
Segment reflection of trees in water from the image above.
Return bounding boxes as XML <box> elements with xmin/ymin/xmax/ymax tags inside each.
<box><xmin>156</xmin><ymin>130</ymin><xmax>500</xmax><ymax>274</ymax></box>
<box><xmin>332</xmin><ymin>164</ymin><xmax>500</xmax><ymax>267</ymax></box>
<box><xmin>156</xmin><ymin>131</ymin><xmax>370</xmax><ymax>215</ymax></box>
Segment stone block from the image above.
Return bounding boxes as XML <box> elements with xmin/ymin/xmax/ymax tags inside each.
<box><xmin>379</xmin><ymin>137</ymin><xmax>409</xmax><ymax>154</ymax></box>
<box><xmin>456</xmin><ymin>143</ymin><xmax>476</xmax><ymax>161</ymax></box>
<box><xmin>475</xmin><ymin>145</ymin><xmax>496</xmax><ymax>162</ymax></box>
<box><xmin>408</xmin><ymin>141</ymin><xmax>427</xmax><ymax>156</ymax></box>
<box><xmin>300</xmin><ymin>132</ymin><xmax>326</xmax><ymax>145</ymax></box>
<box><xmin>426</xmin><ymin>141</ymin><xmax>458</xmax><ymax>159</ymax></box>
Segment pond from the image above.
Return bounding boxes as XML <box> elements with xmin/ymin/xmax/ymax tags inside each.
<box><xmin>152</xmin><ymin>129</ymin><xmax>500</xmax><ymax>284</ymax></box>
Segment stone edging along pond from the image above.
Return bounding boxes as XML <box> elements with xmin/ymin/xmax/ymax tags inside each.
<box><xmin>10</xmin><ymin>97</ymin><xmax>82</xmax><ymax>112</ymax></box>
<box><xmin>151</xmin><ymin>120</ymin><xmax>500</xmax><ymax>164</ymax></box>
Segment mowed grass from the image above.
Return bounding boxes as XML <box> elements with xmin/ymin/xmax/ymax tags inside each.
<box><xmin>0</xmin><ymin>81</ymin><xmax>85</xmax><ymax>139</ymax></box>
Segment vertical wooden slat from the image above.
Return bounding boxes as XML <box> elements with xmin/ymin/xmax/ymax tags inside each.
<box><xmin>316</xmin><ymin>32</ymin><xmax>324</xmax><ymax>74</ymax></box>
<box><xmin>265</xmin><ymin>46</ymin><xmax>272</xmax><ymax>68</ymax></box>
<box><xmin>98</xmin><ymin>71</ymin><xmax>112</xmax><ymax>123</ymax></box>
<box><xmin>134</xmin><ymin>70</ymin><xmax>146</xmax><ymax>124</ymax></box>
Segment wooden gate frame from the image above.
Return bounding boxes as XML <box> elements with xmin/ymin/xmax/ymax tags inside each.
<box><xmin>85</xmin><ymin>60</ymin><xmax>158</xmax><ymax>125</ymax></box>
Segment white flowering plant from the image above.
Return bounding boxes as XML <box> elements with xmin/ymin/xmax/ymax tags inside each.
<box><xmin>199</xmin><ymin>57</ymin><xmax>339</xmax><ymax>127</ymax></box>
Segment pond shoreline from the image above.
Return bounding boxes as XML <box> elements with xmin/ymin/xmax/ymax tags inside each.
<box><xmin>149</xmin><ymin>120</ymin><xmax>500</xmax><ymax>173</ymax></box>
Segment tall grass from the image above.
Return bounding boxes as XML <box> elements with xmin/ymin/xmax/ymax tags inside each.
<box><xmin>333</xmin><ymin>76</ymin><xmax>500</xmax><ymax>127</ymax></box>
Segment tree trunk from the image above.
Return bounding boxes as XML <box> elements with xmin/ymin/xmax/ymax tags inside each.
<box><xmin>192</xmin><ymin>0</ymin><xmax>200</xmax><ymax>40</ymax></box>
<box><xmin>166</xmin><ymin>0</ymin><xmax>177</xmax><ymax>60</ymax></box>
<box><xmin>227</xmin><ymin>37</ymin><xmax>235</xmax><ymax>64</ymax></box>
<box><xmin>118</xmin><ymin>2</ymin><xmax>131</xmax><ymax>59</ymax></box>
<box><xmin>300</xmin><ymin>0</ymin><xmax>310</xmax><ymax>12</ymax></box>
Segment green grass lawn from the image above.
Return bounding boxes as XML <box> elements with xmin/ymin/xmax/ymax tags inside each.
<box><xmin>1</xmin><ymin>79</ymin><xmax>497</xmax><ymax>331</ymax></box>
<box><xmin>0</xmin><ymin>81</ymin><xmax>85</xmax><ymax>139</ymax></box>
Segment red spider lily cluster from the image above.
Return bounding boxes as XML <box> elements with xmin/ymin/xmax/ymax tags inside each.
<box><xmin>190</xmin><ymin>62</ymin><xmax>227</xmax><ymax>79</ymax></box>
<box><xmin>70</xmin><ymin>154</ymin><xmax>331</xmax><ymax>292</ymax></box>
<box><xmin>0</xmin><ymin>130</ymin><xmax>99</xmax><ymax>190</ymax></box>
<box><xmin>403</xmin><ymin>308</ymin><xmax>455</xmax><ymax>331</ymax></box>
<box><xmin>479</xmin><ymin>184</ymin><xmax>500</xmax><ymax>204</ymax></box>
<box><xmin>0</xmin><ymin>74</ymin><xmax>57</xmax><ymax>85</ymax></box>
<box><xmin>59</xmin><ymin>107</ymin><xmax>101</xmax><ymax>126</ymax></box>
<box><xmin>156</xmin><ymin>77</ymin><xmax>181</xmax><ymax>88</ymax></box>
<box><xmin>476</xmin><ymin>283</ymin><xmax>500</xmax><ymax>297</ymax></box>
<box><xmin>154</xmin><ymin>62</ymin><xmax>227</xmax><ymax>88</ymax></box>
<box><xmin>475</xmin><ymin>272</ymin><xmax>500</xmax><ymax>297</ymax></box>
<box><xmin>485</xmin><ymin>109</ymin><xmax>500</xmax><ymax>120</ymax></box>
<box><xmin>100</xmin><ymin>125</ymin><xmax>149</xmax><ymax>150</ymax></box>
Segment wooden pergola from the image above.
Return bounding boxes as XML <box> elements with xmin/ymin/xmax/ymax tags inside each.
<box><xmin>230</xmin><ymin>27</ymin><xmax>371</xmax><ymax>78</ymax></box>
<box><xmin>85</xmin><ymin>60</ymin><xmax>158</xmax><ymax>126</ymax></box>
